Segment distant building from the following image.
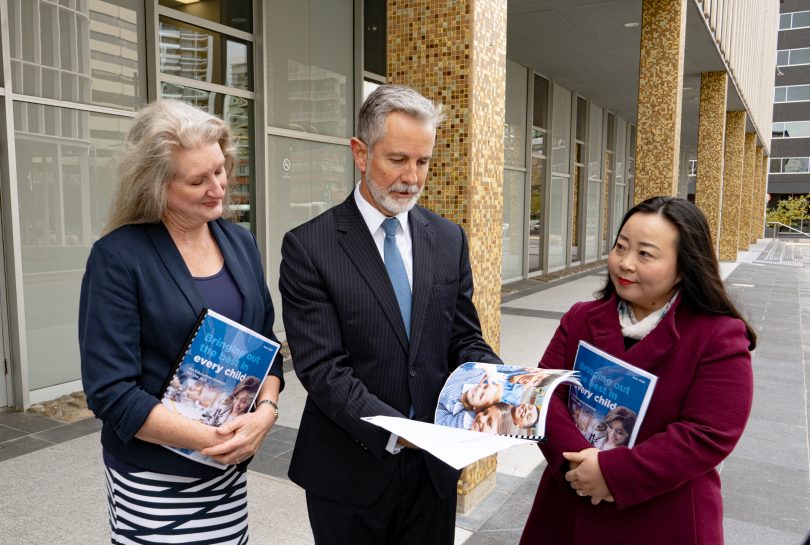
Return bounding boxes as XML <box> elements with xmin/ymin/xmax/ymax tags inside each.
<box><xmin>769</xmin><ymin>0</ymin><xmax>810</xmax><ymax>210</ymax></box>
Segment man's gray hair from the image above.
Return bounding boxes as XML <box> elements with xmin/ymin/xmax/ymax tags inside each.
<box><xmin>356</xmin><ymin>85</ymin><xmax>445</xmax><ymax>152</ymax></box>
<box><xmin>103</xmin><ymin>99</ymin><xmax>237</xmax><ymax>234</ymax></box>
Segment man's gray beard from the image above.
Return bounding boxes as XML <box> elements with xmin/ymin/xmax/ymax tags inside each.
<box><xmin>366</xmin><ymin>175</ymin><xmax>422</xmax><ymax>215</ymax></box>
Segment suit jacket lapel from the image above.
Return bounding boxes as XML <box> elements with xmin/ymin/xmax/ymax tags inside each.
<box><xmin>336</xmin><ymin>196</ymin><xmax>409</xmax><ymax>352</ymax></box>
<box><xmin>145</xmin><ymin>223</ymin><xmax>205</xmax><ymax>319</ymax></box>
<box><xmin>408</xmin><ymin>206</ymin><xmax>433</xmax><ymax>365</ymax></box>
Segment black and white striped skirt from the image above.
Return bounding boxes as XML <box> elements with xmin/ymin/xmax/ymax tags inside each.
<box><xmin>104</xmin><ymin>455</ymin><xmax>249</xmax><ymax>544</ymax></box>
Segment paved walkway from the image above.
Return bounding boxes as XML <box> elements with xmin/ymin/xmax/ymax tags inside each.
<box><xmin>0</xmin><ymin>238</ymin><xmax>808</xmax><ymax>544</ymax></box>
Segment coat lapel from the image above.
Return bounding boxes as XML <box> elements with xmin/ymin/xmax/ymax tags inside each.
<box><xmin>408</xmin><ymin>206</ymin><xmax>433</xmax><ymax>365</ymax></box>
<box><xmin>585</xmin><ymin>293</ymin><xmax>681</xmax><ymax>373</ymax></box>
<box><xmin>336</xmin><ymin>196</ymin><xmax>409</xmax><ymax>352</ymax></box>
<box><xmin>145</xmin><ymin>223</ymin><xmax>205</xmax><ymax>319</ymax></box>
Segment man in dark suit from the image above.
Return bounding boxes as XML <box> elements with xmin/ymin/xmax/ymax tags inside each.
<box><xmin>279</xmin><ymin>85</ymin><xmax>501</xmax><ymax>545</ymax></box>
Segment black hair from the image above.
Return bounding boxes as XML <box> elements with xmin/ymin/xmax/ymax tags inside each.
<box><xmin>598</xmin><ymin>196</ymin><xmax>757</xmax><ymax>349</ymax></box>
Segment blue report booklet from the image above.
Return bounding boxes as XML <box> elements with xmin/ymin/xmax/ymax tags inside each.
<box><xmin>160</xmin><ymin>308</ymin><xmax>280</xmax><ymax>468</ymax></box>
<box><xmin>568</xmin><ymin>341</ymin><xmax>657</xmax><ymax>450</ymax></box>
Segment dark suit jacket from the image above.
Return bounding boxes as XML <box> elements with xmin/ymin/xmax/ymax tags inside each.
<box><xmin>79</xmin><ymin>219</ymin><xmax>283</xmax><ymax>477</ymax></box>
<box><xmin>280</xmin><ymin>194</ymin><xmax>500</xmax><ymax>507</ymax></box>
<box><xmin>521</xmin><ymin>294</ymin><xmax>753</xmax><ymax>545</ymax></box>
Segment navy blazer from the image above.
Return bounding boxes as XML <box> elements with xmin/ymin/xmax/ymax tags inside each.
<box><xmin>79</xmin><ymin>219</ymin><xmax>283</xmax><ymax>477</ymax></box>
<box><xmin>280</xmin><ymin>195</ymin><xmax>500</xmax><ymax>507</ymax></box>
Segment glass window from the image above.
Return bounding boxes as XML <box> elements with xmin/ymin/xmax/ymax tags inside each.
<box><xmin>786</xmin><ymin>85</ymin><xmax>810</xmax><ymax>102</ymax></box>
<box><xmin>533</xmin><ymin>75</ymin><xmax>549</xmax><ymax>129</ymax></box>
<box><xmin>773</xmin><ymin>121</ymin><xmax>810</xmax><ymax>138</ymax></box>
<box><xmin>266</xmin><ymin>135</ymin><xmax>354</xmax><ymax>310</ymax></box>
<box><xmin>793</xmin><ymin>11</ymin><xmax>810</xmax><ymax>28</ymax></box>
<box><xmin>159</xmin><ymin>0</ymin><xmax>252</xmax><ymax>33</ymax></box>
<box><xmin>576</xmin><ymin>97</ymin><xmax>587</xmax><ymax>142</ymax></box>
<box><xmin>502</xmin><ymin>170</ymin><xmax>525</xmax><ymax>279</ymax></box>
<box><xmin>778</xmin><ymin>50</ymin><xmax>789</xmax><ymax>66</ymax></box>
<box><xmin>9</xmin><ymin>0</ymin><xmax>146</xmax><ymax>111</ymax></box>
<box><xmin>790</xmin><ymin>48</ymin><xmax>810</xmax><ymax>65</ymax></box>
<box><xmin>364</xmin><ymin>0</ymin><xmax>387</xmax><ymax>77</ymax></box>
<box><xmin>266</xmin><ymin>0</ymin><xmax>353</xmax><ymax>138</ymax></box>
<box><xmin>551</xmin><ymin>84</ymin><xmax>571</xmax><ymax>175</ymax></box>
<box><xmin>780</xmin><ymin>13</ymin><xmax>792</xmax><ymax>30</ymax></box>
<box><xmin>161</xmin><ymin>82</ymin><xmax>255</xmax><ymax>229</ymax></box>
<box><xmin>548</xmin><ymin>176</ymin><xmax>569</xmax><ymax>269</ymax></box>
<box><xmin>14</xmin><ymin>102</ymin><xmax>132</xmax><ymax>390</ymax></box>
<box><xmin>585</xmin><ymin>103</ymin><xmax>603</xmax><ymax>261</ymax></box>
<box><xmin>775</xmin><ymin>87</ymin><xmax>787</xmax><ymax>102</ymax></box>
<box><xmin>504</xmin><ymin>60</ymin><xmax>528</xmax><ymax>169</ymax></box>
<box><xmin>159</xmin><ymin>17</ymin><xmax>253</xmax><ymax>91</ymax></box>
<box><xmin>770</xmin><ymin>158</ymin><xmax>782</xmax><ymax>173</ymax></box>
<box><xmin>528</xmin><ymin>155</ymin><xmax>544</xmax><ymax>272</ymax></box>
<box><xmin>784</xmin><ymin>157</ymin><xmax>809</xmax><ymax>173</ymax></box>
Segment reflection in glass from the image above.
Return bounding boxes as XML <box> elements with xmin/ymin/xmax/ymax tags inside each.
<box><xmin>548</xmin><ymin>177</ymin><xmax>569</xmax><ymax>269</ymax></box>
<box><xmin>585</xmin><ymin>181</ymin><xmax>601</xmax><ymax>261</ymax></box>
<box><xmin>529</xmin><ymin>155</ymin><xmax>545</xmax><ymax>272</ymax></box>
<box><xmin>159</xmin><ymin>0</ymin><xmax>253</xmax><ymax>33</ymax></box>
<box><xmin>159</xmin><ymin>17</ymin><xmax>253</xmax><ymax>91</ymax></box>
<box><xmin>783</xmin><ymin>157</ymin><xmax>810</xmax><ymax>173</ymax></box>
<box><xmin>14</xmin><ymin>102</ymin><xmax>132</xmax><ymax>390</ymax></box>
<box><xmin>9</xmin><ymin>0</ymin><xmax>145</xmax><ymax>110</ymax></box>
<box><xmin>267</xmin><ymin>136</ymin><xmax>354</xmax><ymax>314</ymax></box>
<box><xmin>551</xmin><ymin>84</ymin><xmax>571</xmax><ymax>175</ymax></box>
<box><xmin>502</xmin><ymin>170</ymin><xmax>525</xmax><ymax>279</ymax></box>
<box><xmin>267</xmin><ymin>0</ymin><xmax>353</xmax><ymax>138</ymax></box>
<box><xmin>161</xmin><ymin>83</ymin><xmax>254</xmax><ymax>229</ymax></box>
<box><xmin>504</xmin><ymin>60</ymin><xmax>528</xmax><ymax>169</ymax></box>
<box><xmin>364</xmin><ymin>0</ymin><xmax>387</xmax><ymax>77</ymax></box>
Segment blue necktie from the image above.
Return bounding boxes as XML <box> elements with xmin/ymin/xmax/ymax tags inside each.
<box><xmin>381</xmin><ymin>217</ymin><xmax>411</xmax><ymax>339</ymax></box>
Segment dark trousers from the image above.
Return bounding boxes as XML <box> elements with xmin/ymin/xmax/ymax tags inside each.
<box><xmin>305</xmin><ymin>449</ymin><xmax>457</xmax><ymax>545</ymax></box>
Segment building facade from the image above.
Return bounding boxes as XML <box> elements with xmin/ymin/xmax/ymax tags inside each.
<box><xmin>0</xmin><ymin>0</ymin><xmax>776</xmax><ymax>410</ymax></box>
<box><xmin>769</xmin><ymin>0</ymin><xmax>810</xmax><ymax>209</ymax></box>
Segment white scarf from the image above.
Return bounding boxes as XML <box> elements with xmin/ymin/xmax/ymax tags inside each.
<box><xmin>617</xmin><ymin>291</ymin><xmax>679</xmax><ymax>340</ymax></box>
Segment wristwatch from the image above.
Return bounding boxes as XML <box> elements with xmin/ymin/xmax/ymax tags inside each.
<box><xmin>256</xmin><ymin>399</ymin><xmax>279</xmax><ymax>419</ymax></box>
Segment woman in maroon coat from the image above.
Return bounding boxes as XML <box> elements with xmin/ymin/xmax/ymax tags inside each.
<box><xmin>520</xmin><ymin>197</ymin><xmax>756</xmax><ymax>545</ymax></box>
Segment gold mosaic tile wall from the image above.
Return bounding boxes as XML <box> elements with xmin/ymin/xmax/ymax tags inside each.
<box><xmin>634</xmin><ymin>0</ymin><xmax>687</xmax><ymax>202</ymax></box>
<box><xmin>719</xmin><ymin>111</ymin><xmax>746</xmax><ymax>261</ymax></box>
<box><xmin>694</xmin><ymin>72</ymin><xmax>727</xmax><ymax>254</ymax></box>
<box><xmin>387</xmin><ymin>0</ymin><xmax>507</xmax><ymax>351</ymax></box>
<box><xmin>738</xmin><ymin>133</ymin><xmax>757</xmax><ymax>251</ymax></box>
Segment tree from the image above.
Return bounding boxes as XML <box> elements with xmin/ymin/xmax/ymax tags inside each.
<box><xmin>766</xmin><ymin>194</ymin><xmax>810</xmax><ymax>228</ymax></box>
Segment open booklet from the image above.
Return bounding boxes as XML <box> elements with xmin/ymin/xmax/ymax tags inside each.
<box><xmin>364</xmin><ymin>363</ymin><xmax>580</xmax><ymax>469</ymax></box>
<box><xmin>569</xmin><ymin>341</ymin><xmax>658</xmax><ymax>450</ymax></box>
<box><xmin>159</xmin><ymin>308</ymin><xmax>281</xmax><ymax>468</ymax></box>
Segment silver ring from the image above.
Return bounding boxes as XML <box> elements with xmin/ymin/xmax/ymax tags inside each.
<box><xmin>576</xmin><ymin>489</ymin><xmax>585</xmax><ymax>497</ymax></box>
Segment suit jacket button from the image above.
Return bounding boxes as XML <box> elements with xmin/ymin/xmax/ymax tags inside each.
<box><xmin>409</xmin><ymin>367</ymin><xmax>416</xmax><ymax>376</ymax></box>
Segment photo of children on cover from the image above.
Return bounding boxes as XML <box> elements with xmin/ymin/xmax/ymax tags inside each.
<box><xmin>568</xmin><ymin>340</ymin><xmax>657</xmax><ymax>450</ymax></box>
<box><xmin>434</xmin><ymin>362</ymin><xmax>579</xmax><ymax>439</ymax></box>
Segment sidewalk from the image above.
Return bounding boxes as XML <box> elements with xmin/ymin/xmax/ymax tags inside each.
<box><xmin>0</xmin><ymin>239</ymin><xmax>807</xmax><ymax>545</ymax></box>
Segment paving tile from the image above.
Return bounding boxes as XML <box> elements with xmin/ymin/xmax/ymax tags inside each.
<box><xmin>248</xmin><ymin>452</ymin><xmax>292</xmax><ymax>480</ymax></box>
<box><xmin>0</xmin><ymin>412</ymin><xmax>62</xmax><ymax>434</ymax></box>
<box><xmin>0</xmin><ymin>436</ymin><xmax>51</xmax><ymax>461</ymax></box>
<box><xmin>268</xmin><ymin>424</ymin><xmax>299</xmax><ymax>443</ymax></box>
<box><xmin>0</xmin><ymin>424</ymin><xmax>26</xmax><ymax>444</ymax></box>
<box><xmin>258</xmin><ymin>437</ymin><xmax>296</xmax><ymax>458</ymax></box>
<box><xmin>31</xmin><ymin>418</ymin><xmax>101</xmax><ymax>445</ymax></box>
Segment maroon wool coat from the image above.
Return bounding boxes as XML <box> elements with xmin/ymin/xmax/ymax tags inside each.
<box><xmin>520</xmin><ymin>294</ymin><xmax>754</xmax><ymax>545</ymax></box>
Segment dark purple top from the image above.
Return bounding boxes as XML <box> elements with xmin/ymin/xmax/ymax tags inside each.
<box><xmin>194</xmin><ymin>265</ymin><xmax>244</xmax><ymax>323</ymax></box>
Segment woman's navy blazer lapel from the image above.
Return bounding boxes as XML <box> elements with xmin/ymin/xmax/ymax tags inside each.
<box><xmin>144</xmin><ymin>220</ymin><xmax>260</xmax><ymax>326</ymax></box>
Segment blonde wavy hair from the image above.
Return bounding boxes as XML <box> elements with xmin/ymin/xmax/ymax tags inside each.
<box><xmin>104</xmin><ymin>99</ymin><xmax>237</xmax><ymax>234</ymax></box>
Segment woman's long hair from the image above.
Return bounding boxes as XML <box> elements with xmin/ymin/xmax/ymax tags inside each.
<box><xmin>103</xmin><ymin>99</ymin><xmax>237</xmax><ymax>234</ymax></box>
<box><xmin>598</xmin><ymin>196</ymin><xmax>757</xmax><ymax>349</ymax></box>
<box><xmin>223</xmin><ymin>376</ymin><xmax>261</xmax><ymax>412</ymax></box>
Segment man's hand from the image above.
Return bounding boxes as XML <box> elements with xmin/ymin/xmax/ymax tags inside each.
<box><xmin>396</xmin><ymin>436</ymin><xmax>421</xmax><ymax>450</ymax></box>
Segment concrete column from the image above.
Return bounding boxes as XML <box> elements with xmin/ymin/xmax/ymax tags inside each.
<box><xmin>739</xmin><ymin>133</ymin><xmax>757</xmax><ymax>250</ymax></box>
<box><xmin>719</xmin><ymin>111</ymin><xmax>746</xmax><ymax>261</ymax></box>
<box><xmin>387</xmin><ymin>0</ymin><xmax>506</xmax><ymax>351</ymax></box>
<box><xmin>750</xmin><ymin>146</ymin><xmax>764</xmax><ymax>243</ymax></box>
<box><xmin>694</xmin><ymin>72</ymin><xmax>727</xmax><ymax>254</ymax></box>
<box><xmin>634</xmin><ymin>0</ymin><xmax>687</xmax><ymax>202</ymax></box>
